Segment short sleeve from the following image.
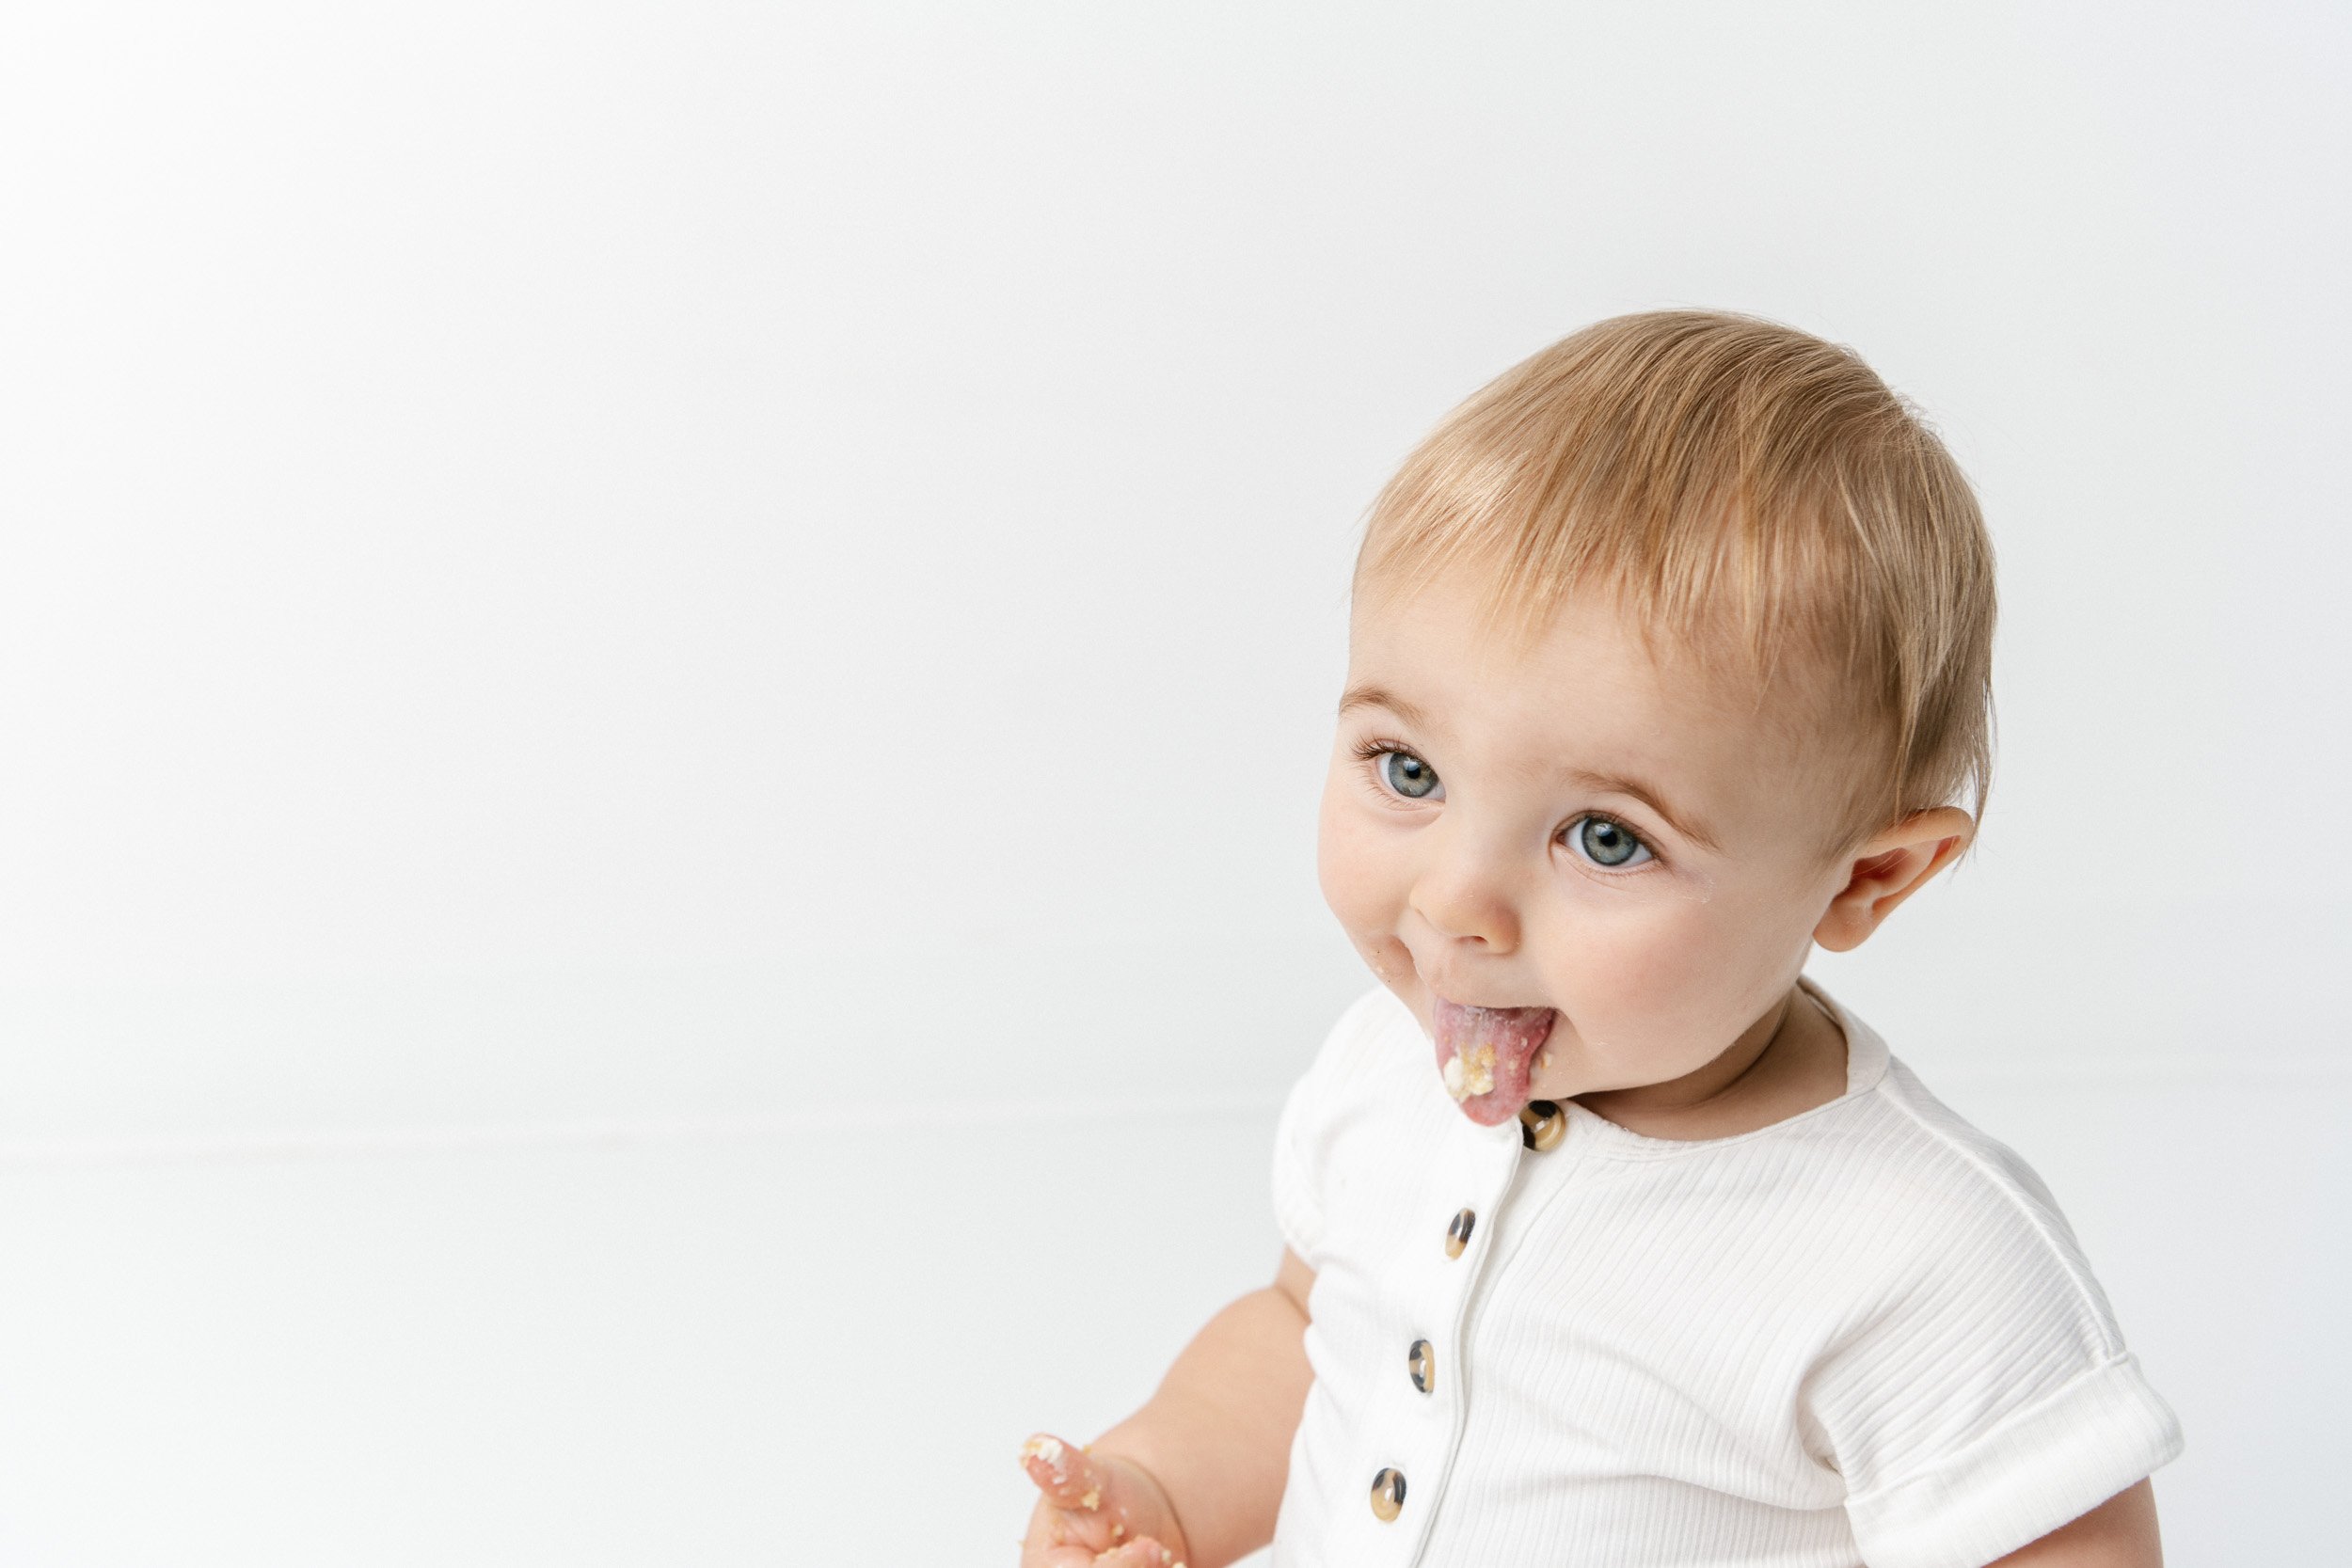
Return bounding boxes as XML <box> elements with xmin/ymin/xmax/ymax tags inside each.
<box><xmin>1804</xmin><ymin>1141</ymin><xmax>2185</xmax><ymax>1568</ymax></box>
<box><xmin>1270</xmin><ymin>987</ymin><xmax>1397</xmax><ymax>1268</ymax></box>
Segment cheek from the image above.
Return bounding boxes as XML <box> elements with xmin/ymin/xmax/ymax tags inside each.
<box><xmin>1540</xmin><ymin>890</ymin><xmax>1803</xmax><ymax>1052</ymax></box>
<box><xmin>1316</xmin><ymin>779</ymin><xmax>1398</xmax><ymax>931</ymax></box>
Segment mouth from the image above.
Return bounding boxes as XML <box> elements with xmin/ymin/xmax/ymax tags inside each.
<box><xmin>1431</xmin><ymin>994</ymin><xmax>1556</xmax><ymax>1125</ymax></box>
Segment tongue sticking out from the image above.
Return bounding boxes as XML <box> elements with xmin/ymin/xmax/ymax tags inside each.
<box><xmin>1434</xmin><ymin>998</ymin><xmax>1556</xmax><ymax>1126</ymax></box>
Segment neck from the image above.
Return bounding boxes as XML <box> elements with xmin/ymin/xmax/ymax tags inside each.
<box><xmin>1573</xmin><ymin>983</ymin><xmax>1844</xmax><ymax>1140</ymax></box>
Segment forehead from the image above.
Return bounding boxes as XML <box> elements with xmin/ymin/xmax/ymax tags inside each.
<box><xmin>1344</xmin><ymin>568</ymin><xmax>1843</xmax><ymax>834</ymax></box>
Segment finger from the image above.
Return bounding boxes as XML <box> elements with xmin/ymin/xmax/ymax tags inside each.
<box><xmin>1018</xmin><ymin>1433</ymin><xmax>1110</xmax><ymax>1513</ymax></box>
<box><xmin>1021</xmin><ymin>1510</ymin><xmax>1113</xmax><ymax>1565</ymax></box>
<box><xmin>1092</xmin><ymin>1537</ymin><xmax>1183</xmax><ymax>1568</ymax></box>
<box><xmin>1020</xmin><ymin>1504</ymin><xmax>1129</xmax><ymax>1568</ymax></box>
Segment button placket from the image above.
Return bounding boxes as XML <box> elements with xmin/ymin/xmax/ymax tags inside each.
<box><xmin>1358</xmin><ymin>1124</ymin><xmax>1516</xmax><ymax>1561</ymax></box>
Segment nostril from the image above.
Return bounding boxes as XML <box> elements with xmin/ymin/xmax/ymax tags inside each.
<box><xmin>1413</xmin><ymin>886</ymin><xmax>1518</xmax><ymax>947</ymax></box>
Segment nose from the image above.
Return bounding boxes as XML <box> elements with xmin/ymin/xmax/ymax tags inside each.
<box><xmin>1410</xmin><ymin>824</ymin><xmax>1522</xmax><ymax>954</ymax></box>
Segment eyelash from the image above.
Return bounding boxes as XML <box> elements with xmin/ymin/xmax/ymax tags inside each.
<box><xmin>1565</xmin><ymin>812</ymin><xmax>1659</xmax><ymax>873</ymax></box>
<box><xmin>1350</xmin><ymin>737</ymin><xmax>1663</xmax><ymax>872</ymax></box>
<box><xmin>1350</xmin><ymin>736</ymin><xmax>1425</xmax><ymax>800</ymax></box>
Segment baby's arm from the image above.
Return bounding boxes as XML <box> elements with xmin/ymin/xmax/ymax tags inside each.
<box><xmin>1019</xmin><ymin>1248</ymin><xmax>1316</xmax><ymax>1568</ymax></box>
<box><xmin>1975</xmin><ymin>1478</ymin><xmax>2162</xmax><ymax>1567</ymax></box>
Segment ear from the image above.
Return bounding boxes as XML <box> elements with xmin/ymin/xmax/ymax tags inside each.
<box><xmin>1812</xmin><ymin>806</ymin><xmax>1976</xmax><ymax>954</ymax></box>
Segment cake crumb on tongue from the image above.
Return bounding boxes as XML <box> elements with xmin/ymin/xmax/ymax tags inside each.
<box><xmin>1442</xmin><ymin>1043</ymin><xmax>1497</xmax><ymax>1101</ymax></box>
<box><xmin>1433</xmin><ymin>998</ymin><xmax>1555</xmax><ymax>1124</ymax></box>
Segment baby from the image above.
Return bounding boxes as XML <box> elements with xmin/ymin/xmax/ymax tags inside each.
<box><xmin>1017</xmin><ymin>312</ymin><xmax>2182</xmax><ymax>1567</ymax></box>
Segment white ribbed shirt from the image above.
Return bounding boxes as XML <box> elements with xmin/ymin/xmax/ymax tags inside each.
<box><xmin>1269</xmin><ymin>981</ymin><xmax>2183</xmax><ymax>1568</ymax></box>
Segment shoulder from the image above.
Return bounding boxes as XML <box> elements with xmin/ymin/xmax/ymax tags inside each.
<box><xmin>1303</xmin><ymin>983</ymin><xmax>1422</xmax><ymax>1084</ymax></box>
<box><xmin>1271</xmin><ymin>984</ymin><xmax>1437</xmax><ymax>1263</ymax></box>
<box><xmin>1780</xmin><ymin>996</ymin><xmax>2118</xmax><ymax>1338</ymax></box>
<box><xmin>1279</xmin><ymin>984</ymin><xmax>1427</xmax><ymax>1147</ymax></box>
<box><xmin>1842</xmin><ymin>1055</ymin><xmax>2120</xmax><ymax>1341</ymax></box>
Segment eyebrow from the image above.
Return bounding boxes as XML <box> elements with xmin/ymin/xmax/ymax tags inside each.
<box><xmin>1562</xmin><ymin>768</ymin><xmax>1724</xmax><ymax>855</ymax></box>
<box><xmin>1338</xmin><ymin>682</ymin><xmax>1724</xmax><ymax>855</ymax></box>
<box><xmin>1337</xmin><ymin>683</ymin><xmax>1436</xmax><ymax>732</ymax></box>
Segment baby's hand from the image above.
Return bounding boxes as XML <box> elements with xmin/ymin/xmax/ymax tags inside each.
<box><xmin>1017</xmin><ymin>1433</ymin><xmax>1189</xmax><ymax>1567</ymax></box>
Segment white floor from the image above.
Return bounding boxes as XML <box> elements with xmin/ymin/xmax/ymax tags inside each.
<box><xmin>0</xmin><ymin>1072</ymin><xmax>2341</xmax><ymax>1565</ymax></box>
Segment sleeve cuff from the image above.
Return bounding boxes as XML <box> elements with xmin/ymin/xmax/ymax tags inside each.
<box><xmin>1846</xmin><ymin>1352</ymin><xmax>2185</xmax><ymax>1568</ymax></box>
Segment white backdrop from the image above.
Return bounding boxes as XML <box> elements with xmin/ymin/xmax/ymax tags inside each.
<box><xmin>0</xmin><ymin>3</ymin><xmax>2344</xmax><ymax>1563</ymax></box>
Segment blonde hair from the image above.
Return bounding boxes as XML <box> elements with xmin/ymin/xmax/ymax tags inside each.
<box><xmin>1354</xmin><ymin>310</ymin><xmax>1995</xmax><ymax>855</ymax></box>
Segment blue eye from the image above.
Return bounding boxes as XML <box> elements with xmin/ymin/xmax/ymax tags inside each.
<box><xmin>1566</xmin><ymin>815</ymin><xmax>1651</xmax><ymax>869</ymax></box>
<box><xmin>1377</xmin><ymin>751</ymin><xmax>1443</xmax><ymax>801</ymax></box>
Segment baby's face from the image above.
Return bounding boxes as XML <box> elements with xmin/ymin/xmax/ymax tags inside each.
<box><xmin>1319</xmin><ymin>564</ymin><xmax>1867</xmax><ymax>1124</ymax></box>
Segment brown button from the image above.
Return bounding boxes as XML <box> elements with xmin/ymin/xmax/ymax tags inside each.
<box><xmin>1444</xmin><ymin>1208</ymin><xmax>1475</xmax><ymax>1259</ymax></box>
<box><xmin>1518</xmin><ymin>1100</ymin><xmax>1565</xmax><ymax>1152</ymax></box>
<box><xmin>1370</xmin><ymin>1465</ymin><xmax>1406</xmax><ymax>1521</ymax></box>
<box><xmin>1407</xmin><ymin>1338</ymin><xmax>1433</xmax><ymax>1394</ymax></box>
